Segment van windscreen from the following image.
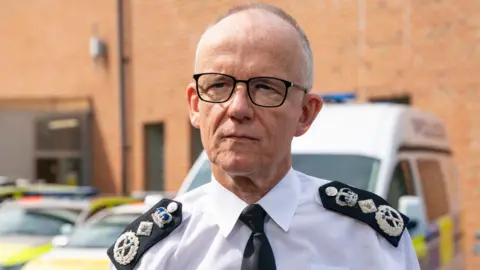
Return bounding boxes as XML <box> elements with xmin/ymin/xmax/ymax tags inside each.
<box><xmin>290</xmin><ymin>154</ymin><xmax>380</xmax><ymax>191</ymax></box>
<box><xmin>187</xmin><ymin>154</ymin><xmax>380</xmax><ymax>192</ymax></box>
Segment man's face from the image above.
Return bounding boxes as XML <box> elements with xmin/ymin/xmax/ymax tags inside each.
<box><xmin>187</xmin><ymin>11</ymin><xmax>322</xmax><ymax>177</ymax></box>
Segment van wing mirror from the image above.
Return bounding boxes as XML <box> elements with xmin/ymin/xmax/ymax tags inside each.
<box><xmin>406</xmin><ymin>219</ymin><xmax>418</xmax><ymax>230</ymax></box>
<box><xmin>398</xmin><ymin>195</ymin><xmax>427</xmax><ymax>237</ymax></box>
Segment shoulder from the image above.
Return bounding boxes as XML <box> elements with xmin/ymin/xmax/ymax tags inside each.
<box><xmin>107</xmin><ymin>198</ymin><xmax>184</xmax><ymax>270</ymax></box>
<box><xmin>107</xmin><ymin>185</ymin><xmax>212</xmax><ymax>270</ymax></box>
<box><xmin>317</xmin><ymin>180</ymin><xmax>410</xmax><ymax>248</ymax></box>
<box><xmin>174</xmin><ymin>181</ymin><xmax>211</xmax><ymax>205</ymax></box>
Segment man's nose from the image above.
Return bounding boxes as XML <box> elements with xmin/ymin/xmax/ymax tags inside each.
<box><xmin>226</xmin><ymin>83</ymin><xmax>254</xmax><ymax>121</ymax></box>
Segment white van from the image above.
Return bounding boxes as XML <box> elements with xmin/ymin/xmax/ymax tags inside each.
<box><xmin>178</xmin><ymin>96</ymin><xmax>464</xmax><ymax>269</ymax></box>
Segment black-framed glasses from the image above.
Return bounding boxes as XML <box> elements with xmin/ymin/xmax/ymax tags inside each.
<box><xmin>192</xmin><ymin>72</ymin><xmax>308</xmax><ymax>108</ymax></box>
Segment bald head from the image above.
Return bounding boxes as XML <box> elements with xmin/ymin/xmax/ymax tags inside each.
<box><xmin>194</xmin><ymin>3</ymin><xmax>314</xmax><ymax>90</ymax></box>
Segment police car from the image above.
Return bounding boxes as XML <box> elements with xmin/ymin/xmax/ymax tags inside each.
<box><xmin>21</xmin><ymin>202</ymin><xmax>147</xmax><ymax>270</ymax></box>
<box><xmin>0</xmin><ymin>192</ymin><xmax>141</xmax><ymax>269</ymax></box>
<box><xmin>178</xmin><ymin>93</ymin><xmax>464</xmax><ymax>270</ymax></box>
<box><xmin>0</xmin><ymin>198</ymin><xmax>81</xmax><ymax>270</ymax></box>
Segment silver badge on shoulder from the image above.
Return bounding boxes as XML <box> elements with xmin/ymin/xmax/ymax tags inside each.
<box><xmin>358</xmin><ymin>199</ymin><xmax>377</xmax><ymax>214</ymax></box>
<box><xmin>335</xmin><ymin>188</ymin><xmax>358</xmax><ymax>207</ymax></box>
<box><xmin>325</xmin><ymin>186</ymin><xmax>338</xmax><ymax>197</ymax></box>
<box><xmin>152</xmin><ymin>202</ymin><xmax>178</xmax><ymax>228</ymax></box>
<box><xmin>113</xmin><ymin>231</ymin><xmax>140</xmax><ymax>265</ymax></box>
<box><xmin>375</xmin><ymin>205</ymin><xmax>404</xmax><ymax>237</ymax></box>
<box><xmin>137</xmin><ymin>221</ymin><xmax>153</xmax><ymax>236</ymax></box>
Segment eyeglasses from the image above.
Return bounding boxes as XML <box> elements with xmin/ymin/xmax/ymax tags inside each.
<box><xmin>192</xmin><ymin>72</ymin><xmax>308</xmax><ymax>108</ymax></box>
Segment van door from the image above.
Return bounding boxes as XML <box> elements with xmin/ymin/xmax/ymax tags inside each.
<box><xmin>410</xmin><ymin>153</ymin><xmax>463</xmax><ymax>270</ymax></box>
<box><xmin>384</xmin><ymin>157</ymin><xmax>428</xmax><ymax>269</ymax></box>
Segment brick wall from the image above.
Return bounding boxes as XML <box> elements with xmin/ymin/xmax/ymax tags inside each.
<box><xmin>0</xmin><ymin>0</ymin><xmax>121</xmax><ymax>193</ymax></box>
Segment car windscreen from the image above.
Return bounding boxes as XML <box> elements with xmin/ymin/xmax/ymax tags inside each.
<box><xmin>0</xmin><ymin>206</ymin><xmax>76</xmax><ymax>236</ymax></box>
<box><xmin>65</xmin><ymin>213</ymin><xmax>140</xmax><ymax>248</ymax></box>
<box><xmin>186</xmin><ymin>154</ymin><xmax>380</xmax><ymax>192</ymax></box>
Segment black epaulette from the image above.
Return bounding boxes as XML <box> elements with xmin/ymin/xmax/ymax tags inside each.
<box><xmin>318</xmin><ymin>181</ymin><xmax>409</xmax><ymax>247</ymax></box>
<box><xmin>107</xmin><ymin>198</ymin><xmax>183</xmax><ymax>270</ymax></box>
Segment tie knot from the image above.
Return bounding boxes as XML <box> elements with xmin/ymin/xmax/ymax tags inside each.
<box><xmin>239</xmin><ymin>204</ymin><xmax>267</xmax><ymax>233</ymax></box>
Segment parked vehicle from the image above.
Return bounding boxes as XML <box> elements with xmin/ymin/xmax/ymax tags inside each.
<box><xmin>0</xmin><ymin>195</ymin><xmax>140</xmax><ymax>269</ymax></box>
<box><xmin>21</xmin><ymin>202</ymin><xmax>147</xmax><ymax>270</ymax></box>
<box><xmin>178</xmin><ymin>94</ymin><xmax>464</xmax><ymax>269</ymax></box>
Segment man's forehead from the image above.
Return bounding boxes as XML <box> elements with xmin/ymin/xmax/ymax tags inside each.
<box><xmin>212</xmin><ymin>10</ymin><xmax>294</xmax><ymax>34</ymax></box>
<box><xmin>195</xmin><ymin>10</ymin><xmax>301</xmax><ymax>66</ymax></box>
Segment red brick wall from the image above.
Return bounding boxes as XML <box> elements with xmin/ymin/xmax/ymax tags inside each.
<box><xmin>0</xmin><ymin>0</ymin><xmax>121</xmax><ymax>194</ymax></box>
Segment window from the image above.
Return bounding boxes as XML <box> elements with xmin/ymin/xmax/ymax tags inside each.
<box><xmin>187</xmin><ymin>154</ymin><xmax>381</xmax><ymax>192</ymax></box>
<box><xmin>386</xmin><ymin>160</ymin><xmax>416</xmax><ymax>209</ymax></box>
<box><xmin>144</xmin><ymin>123</ymin><xmax>165</xmax><ymax>191</ymax></box>
<box><xmin>66</xmin><ymin>214</ymin><xmax>139</xmax><ymax>248</ymax></box>
<box><xmin>416</xmin><ymin>159</ymin><xmax>449</xmax><ymax>222</ymax></box>
<box><xmin>0</xmin><ymin>208</ymin><xmax>75</xmax><ymax>236</ymax></box>
<box><xmin>441</xmin><ymin>158</ymin><xmax>461</xmax><ymax>211</ymax></box>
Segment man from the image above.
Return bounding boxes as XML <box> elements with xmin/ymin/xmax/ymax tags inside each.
<box><xmin>108</xmin><ymin>2</ymin><xmax>420</xmax><ymax>270</ymax></box>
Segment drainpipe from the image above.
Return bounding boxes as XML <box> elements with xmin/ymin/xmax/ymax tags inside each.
<box><xmin>117</xmin><ymin>0</ymin><xmax>128</xmax><ymax>196</ymax></box>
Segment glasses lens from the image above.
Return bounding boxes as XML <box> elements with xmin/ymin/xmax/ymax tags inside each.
<box><xmin>248</xmin><ymin>77</ymin><xmax>287</xmax><ymax>107</ymax></box>
<box><xmin>196</xmin><ymin>74</ymin><xmax>235</xmax><ymax>102</ymax></box>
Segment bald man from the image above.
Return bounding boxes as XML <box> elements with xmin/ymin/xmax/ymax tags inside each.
<box><xmin>107</xmin><ymin>3</ymin><xmax>420</xmax><ymax>270</ymax></box>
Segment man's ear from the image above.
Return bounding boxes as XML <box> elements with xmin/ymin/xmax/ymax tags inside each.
<box><xmin>295</xmin><ymin>94</ymin><xmax>323</xmax><ymax>137</ymax></box>
<box><xmin>186</xmin><ymin>83</ymin><xmax>200</xmax><ymax>128</ymax></box>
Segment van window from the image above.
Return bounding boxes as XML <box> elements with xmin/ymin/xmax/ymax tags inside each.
<box><xmin>416</xmin><ymin>159</ymin><xmax>449</xmax><ymax>222</ymax></box>
<box><xmin>186</xmin><ymin>154</ymin><xmax>380</xmax><ymax>192</ymax></box>
<box><xmin>386</xmin><ymin>160</ymin><xmax>416</xmax><ymax>209</ymax></box>
<box><xmin>442</xmin><ymin>158</ymin><xmax>461</xmax><ymax>211</ymax></box>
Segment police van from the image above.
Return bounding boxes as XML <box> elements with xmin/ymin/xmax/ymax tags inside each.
<box><xmin>177</xmin><ymin>93</ymin><xmax>464</xmax><ymax>269</ymax></box>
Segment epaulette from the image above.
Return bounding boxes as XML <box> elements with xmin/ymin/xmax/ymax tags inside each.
<box><xmin>107</xmin><ymin>198</ymin><xmax>183</xmax><ymax>270</ymax></box>
<box><xmin>318</xmin><ymin>181</ymin><xmax>409</xmax><ymax>247</ymax></box>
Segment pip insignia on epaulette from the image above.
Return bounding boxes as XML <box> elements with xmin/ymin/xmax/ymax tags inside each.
<box><xmin>318</xmin><ymin>181</ymin><xmax>409</xmax><ymax>247</ymax></box>
<box><xmin>107</xmin><ymin>198</ymin><xmax>183</xmax><ymax>270</ymax></box>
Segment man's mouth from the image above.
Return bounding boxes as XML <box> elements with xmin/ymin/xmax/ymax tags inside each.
<box><xmin>224</xmin><ymin>135</ymin><xmax>258</xmax><ymax>141</ymax></box>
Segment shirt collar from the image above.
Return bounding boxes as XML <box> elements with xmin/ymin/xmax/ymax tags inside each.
<box><xmin>207</xmin><ymin>168</ymin><xmax>301</xmax><ymax>238</ymax></box>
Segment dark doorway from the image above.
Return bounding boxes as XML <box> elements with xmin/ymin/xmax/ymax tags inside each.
<box><xmin>144</xmin><ymin>123</ymin><xmax>165</xmax><ymax>191</ymax></box>
<box><xmin>34</xmin><ymin>111</ymin><xmax>92</xmax><ymax>186</ymax></box>
<box><xmin>60</xmin><ymin>158</ymin><xmax>82</xmax><ymax>185</ymax></box>
<box><xmin>36</xmin><ymin>158</ymin><xmax>59</xmax><ymax>184</ymax></box>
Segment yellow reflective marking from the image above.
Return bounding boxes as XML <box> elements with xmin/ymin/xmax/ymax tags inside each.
<box><xmin>90</xmin><ymin>197</ymin><xmax>139</xmax><ymax>211</ymax></box>
<box><xmin>3</xmin><ymin>244</ymin><xmax>52</xmax><ymax>266</ymax></box>
<box><xmin>24</xmin><ymin>258</ymin><xmax>109</xmax><ymax>270</ymax></box>
<box><xmin>412</xmin><ymin>235</ymin><xmax>428</xmax><ymax>259</ymax></box>
<box><xmin>438</xmin><ymin>215</ymin><xmax>454</xmax><ymax>266</ymax></box>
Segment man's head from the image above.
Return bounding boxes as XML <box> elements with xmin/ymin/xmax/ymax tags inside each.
<box><xmin>187</xmin><ymin>2</ymin><xmax>322</xmax><ymax>183</ymax></box>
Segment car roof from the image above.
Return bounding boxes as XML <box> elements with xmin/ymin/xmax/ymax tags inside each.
<box><xmin>108</xmin><ymin>203</ymin><xmax>148</xmax><ymax>215</ymax></box>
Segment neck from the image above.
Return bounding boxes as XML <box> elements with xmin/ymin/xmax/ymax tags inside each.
<box><xmin>212</xmin><ymin>158</ymin><xmax>291</xmax><ymax>204</ymax></box>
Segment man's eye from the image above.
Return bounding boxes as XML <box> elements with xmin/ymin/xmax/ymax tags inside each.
<box><xmin>253</xmin><ymin>83</ymin><xmax>277</xmax><ymax>91</ymax></box>
<box><xmin>211</xmin><ymin>83</ymin><xmax>226</xmax><ymax>88</ymax></box>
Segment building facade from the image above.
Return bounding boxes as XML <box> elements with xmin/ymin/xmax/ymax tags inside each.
<box><xmin>1</xmin><ymin>0</ymin><xmax>480</xmax><ymax>267</ymax></box>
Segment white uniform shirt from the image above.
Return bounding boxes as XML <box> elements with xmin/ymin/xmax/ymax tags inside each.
<box><xmin>110</xmin><ymin>168</ymin><xmax>420</xmax><ymax>270</ymax></box>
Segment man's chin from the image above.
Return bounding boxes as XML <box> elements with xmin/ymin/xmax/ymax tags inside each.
<box><xmin>218</xmin><ymin>160</ymin><xmax>257</xmax><ymax>176</ymax></box>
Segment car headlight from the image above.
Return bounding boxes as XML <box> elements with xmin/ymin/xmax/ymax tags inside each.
<box><xmin>0</xmin><ymin>263</ymin><xmax>26</xmax><ymax>270</ymax></box>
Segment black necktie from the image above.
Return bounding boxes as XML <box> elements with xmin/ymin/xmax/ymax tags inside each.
<box><xmin>239</xmin><ymin>204</ymin><xmax>277</xmax><ymax>270</ymax></box>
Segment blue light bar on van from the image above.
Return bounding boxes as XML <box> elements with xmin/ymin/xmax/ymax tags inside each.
<box><xmin>321</xmin><ymin>93</ymin><xmax>357</xmax><ymax>103</ymax></box>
